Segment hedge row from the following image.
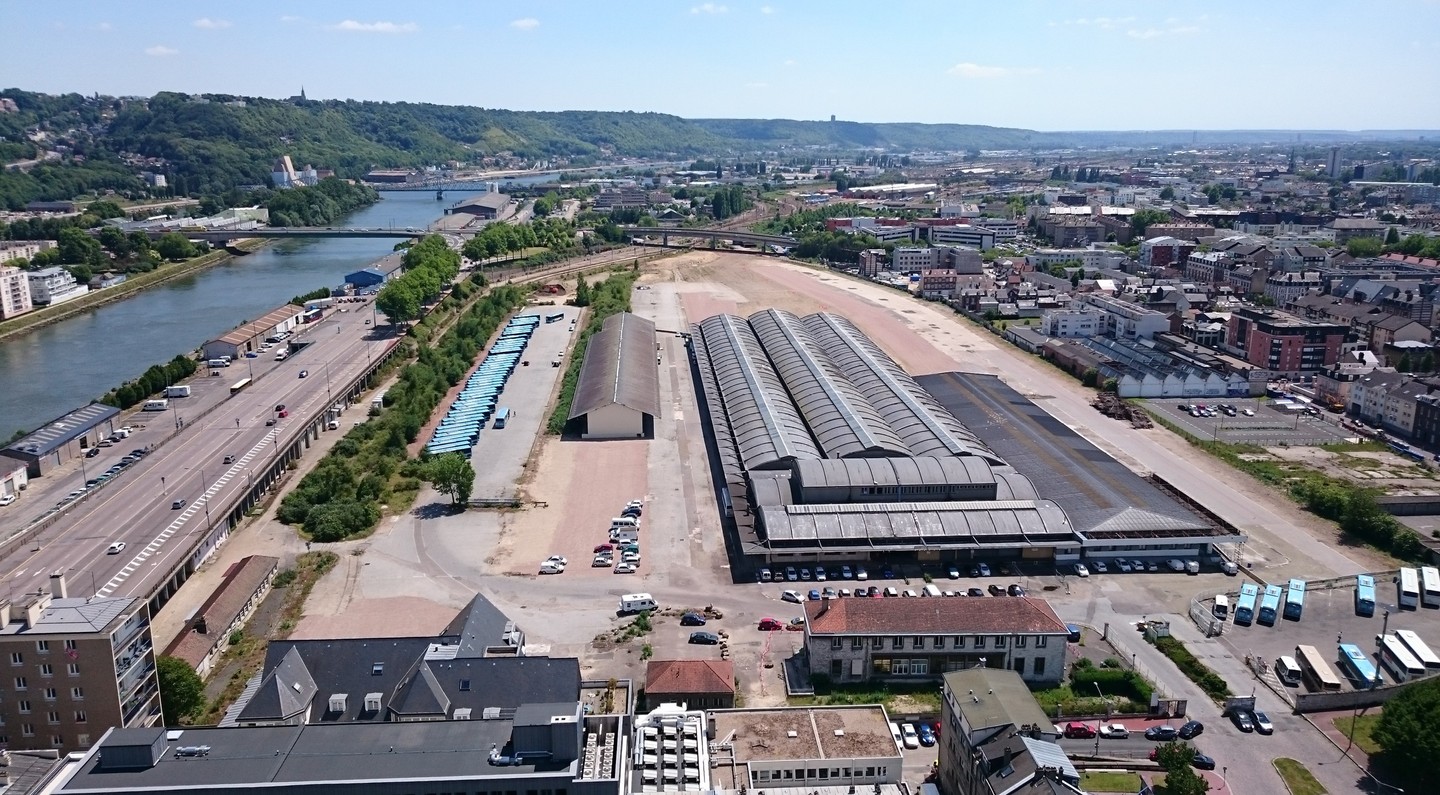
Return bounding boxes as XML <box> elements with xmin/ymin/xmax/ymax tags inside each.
<box><xmin>1150</xmin><ymin>635</ymin><xmax>1232</xmax><ymax>701</ymax></box>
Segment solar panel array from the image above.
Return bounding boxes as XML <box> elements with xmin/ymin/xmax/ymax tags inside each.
<box><xmin>424</xmin><ymin>314</ymin><xmax>538</xmax><ymax>456</ymax></box>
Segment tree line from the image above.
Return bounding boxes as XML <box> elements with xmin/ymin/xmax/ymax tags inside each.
<box><xmin>460</xmin><ymin>217</ymin><xmax>576</xmax><ymax>262</ymax></box>
<box><xmin>374</xmin><ymin>236</ymin><xmax>463</xmax><ymax>325</ymax></box>
<box><xmin>98</xmin><ymin>354</ymin><xmax>199</xmax><ymax>410</ymax></box>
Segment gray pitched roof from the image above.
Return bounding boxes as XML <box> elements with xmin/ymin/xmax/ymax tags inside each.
<box><xmin>391</xmin><ymin>664</ymin><xmax>450</xmax><ymax>717</ymax></box>
<box><xmin>240</xmin><ymin>647</ymin><xmax>317</xmax><ymax>722</ymax></box>
<box><xmin>440</xmin><ymin>593</ymin><xmax>520</xmax><ymax>657</ymax></box>
<box><xmin>569</xmin><ymin>312</ymin><xmax>662</xmax><ymax>420</ymax></box>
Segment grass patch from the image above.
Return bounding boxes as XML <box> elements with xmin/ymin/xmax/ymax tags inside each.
<box><xmin>1332</xmin><ymin>713</ymin><xmax>1382</xmax><ymax>755</ymax></box>
<box><xmin>1321</xmin><ymin>440</ymin><xmax>1388</xmax><ymax>454</ymax></box>
<box><xmin>1079</xmin><ymin>771</ymin><xmax>1142</xmax><ymax>792</ymax></box>
<box><xmin>790</xmin><ymin>677</ymin><xmax>942</xmax><ymax>713</ymax></box>
<box><xmin>1148</xmin><ymin>635</ymin><xmax>1232</xmax><ymax>701</ymax></box>
<box><xmin>1273</xmin><ymin>758</ymin><xmax>1328</xmax><ymax>795</ymax></box>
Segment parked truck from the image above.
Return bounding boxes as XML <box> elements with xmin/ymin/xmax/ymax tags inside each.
<box><xmin>165</xmin><ymin>385</ymin><xmax>191</xmax><ymax>398</ymax></box>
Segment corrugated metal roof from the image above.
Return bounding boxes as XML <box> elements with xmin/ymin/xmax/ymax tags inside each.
<box><xmin>758</xmin><ymin>501</ymin><xmax>1074</xmax><ymax>549</ymax></box>
<box><xmin>748</xmin><ymin>308</ymin><xmax>911</xmax><ymax>459</ymax></box>
<box><xmin>3</xmin><ymin>402</ymin><xmax>119</xmax><ymax>459</ymax></box>
<box><xmin>792</xmin><ymin>456</ymin><xmax>999</xmax><ymax>489</ymax></box>
<box><xmin>802</xmin><ymin>313</ymin><xmax>1001</xmax><ymax>463</ymax></box>
<box><xmin>211</xmin><ymin>305</ymin><xmax>305</xmax><ymax>346</ymax></box>
<box><xmin>569</xmin><ymin>312</ymin><xmax>661</xmax><ymax>420</ymax></box>
<box><xmin>696</xmin><ymin>314</ymin><xmax>820</xmax><ymax>470</ymax></box>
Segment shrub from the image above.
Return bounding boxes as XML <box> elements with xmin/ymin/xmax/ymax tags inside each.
<box><xmin>1151</xmin><ymin>635</ymin><xmax>1231</xmax><ymax>700</ymax></box>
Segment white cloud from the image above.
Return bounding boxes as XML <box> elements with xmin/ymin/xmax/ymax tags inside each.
<box><xmin>330</xmin><ymin>19</ymin><xmax>418</xmax><ymax>34</ymax></box>
<box><xmin>947</xmin><ymin>62</ymin><xmax>1037</xmax><ymax>79</ymax></box>
<box><xmin>691</xmin><ymin>3</ymin><xmax>728</xmax><ymax>13</ymax></box>
<box><xmin>144</xmin><ymin>45</ymin><xmax>178</xmax><ymax>56</ymax></box>
<box><xmin>760</xmin><ymin>5</ymin><xmax>775</xmax><ymax>13</ymax></box>
<box><xmin>1126</xmin><ymin>24</ymin><xmax>1201</xmax><ymax>39</ymax></box>
<box><xmin>510</xmin><ymin>17</ymin><xmax>540</xmax><ymax>30</ymax></box>
<box><xmin>193</xmin><ymin>18</ymin><xmax>231</xmax><ymax>29</ymax></box>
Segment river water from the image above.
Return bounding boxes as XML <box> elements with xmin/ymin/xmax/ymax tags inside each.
<box><xmin>0</xmin><ymin>182</ymin><xmax>555</xmax><ymax>440</ymax></box>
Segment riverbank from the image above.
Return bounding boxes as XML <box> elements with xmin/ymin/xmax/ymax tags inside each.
<box><xmin>0</xmin><ymin>238</ymin><xmax>270</xmax><ymax>344</ymax></box>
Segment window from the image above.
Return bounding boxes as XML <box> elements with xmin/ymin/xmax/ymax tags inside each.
<box><xmin>1014</xmin><ymin>636</ymin><xmax>1027</xmax><ymax>649</ymax></box>
<box><xmin>866</xmin><ymin>768</ymin><xmax>876</xmax><ymax>778</ymax></box>
<box><xmin>933</xmin><ymin>636</ymin><xmax>945</xmax><ymax>649</ymax></box>
<box><xmin>974</xmin><ymin>637</ymin><xmax>986</xmax><ymax>649</ymax></box>
<box><xmin>911</xmin><ymin>637</ymin><xmax>924</xmax><ymax>650</ymax></box>
<box><xmin>459</xmin><ymin>679</ymin><xmax>470</xmax><ymax>692</ymax></box>
<box><xmin>14</xmin><ymin>677</ymin><xmax>26</xmax><ymax>691</ymax></box>
<box><xmin>18</xmin><ymin>700</ymin><xmax>30</xmax><ymax>714</ymax></box>
<box><xmin>9</xmin><ymin>652</ymin><xmax>21</xmax><ymax>665</ymax></box>
<box><xmin>64</xmin><ymin>640</ymin><xmax>76</xmax><ymax>652</ymax></box>
<box><xmin>1033</xmin><ymin>658</ymin><xmax>1046</xmax><ymax>676</ymax></box>
<box><xmin>1013</xmin><ymin>658</ymin><xmax>1025</xmax><ymax>674</ymax></box>
<box><xmin>371</xmin><ymin>663</ymin><xmax>384</xmax><ymax>675</ymax></box>
<box><xmin>39</xmin><ymin>664</ymin><xmax>52</xmax><ymax>677</ymax></box>
<box><xmin>911</xmin><ymin>660</ymin><xmax>929</xmax><ymax>675</ymax></box>
<box><xmin>67</xmin><ymin>664</ymin><xmax>79</xmax><ymax>676</ymax></box>
<box><xmin>954</xmin><ymin>635</ymin><xmax>966</xmax><ymax>649</ymax></box>
<box><xmin>74</xmin><ymin>710</ymin><xmax>86</xmax><ymax>723</ymax></box>
<box><xmin>872</xmin><ymin>637</ymin><xmax>884</xmax><ymax>649</ymax></box>
<box><xmin>71</xmin><ymin>687</ymin><xmax>83</xmax><ymax>700</ymax></box>
<box><xmin>891</xmin><ymin>637</ymin><xmax>903</xmax><ymax>650</ymax></box>
<box><xmin>892</xmin><ymin>660</ymin><xmax>910</xmax><ymax>675</ymax></box>
<box><xmin>851</xmin><ymin>638</ymin><xmax>864</xmax><ymax>650</ymax></box>
<box><xmin>1036</xmin><ymin>636</ymin><xmax>1048</xmax><ymax>648</ymax></box>
<box><xmin>831</xmin><ymin>638</ymin><xmax>844</xmax><ymax>651</ymax></box>
<box><xmin>51</xmin><ymin>734</ymin><xmax>63</xmax><ymax>747</ymax></box>
<box><xmin>21</xmin><ymin>723</ymin><xmax>33</xmax><ymax>737</ymax></box>
<box><xmin>872</xmin><ymin>659</ymin><xmax>892</xmax><ymax>675</ymax></box>
<box><xmin>47</xmin><ymin>711</ymin><xmax>59</xmax><ymax>724</ymax></box>
<box><xmin>35</xmin><ymin>641</ymin><xmax>49</xmax><ymax>653</ymax></box>
<box><xmin>76</xmin><ymin>733</ymin><xmax>89</xmax><ymax>747</ymax></box>
<box><xmin>994</xmin><ymin>636</ymin><xmax>1007</xmax><ymax>649</ymax></box>
<box><xmin>43</xmin><ymin>688</ymin><xmax>56</xmax><ymax>701</ymax></box>
<box><xmin>831</xmin><ymin>660</ymin><xmax>843</xmax><ymax>678</ymax></box>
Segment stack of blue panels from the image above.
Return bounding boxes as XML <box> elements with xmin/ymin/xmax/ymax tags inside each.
<box><xmin>425</xmin><ymin>315</ymin><xmax>541</xmax><ymax>455</ymax></box>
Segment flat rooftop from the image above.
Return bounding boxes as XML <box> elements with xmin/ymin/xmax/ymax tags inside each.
<box><xmin>916</xmin><ymin>372</ymin><xmax>1218</xmax><ymax>539</ymax></box>
<box><xmin>4</xmin><ymin>402</ymin><xmax>120</xmax><ymax>460</ymax></box>
<box><xmin>61</xmin><ymin>722</ymin><xmax>575</xmax><ymax>792</ymax></box>
<box><xmin>709</xmin><ymin>706</ymin><xmax>898</xmax><ymax>764</ymax></box>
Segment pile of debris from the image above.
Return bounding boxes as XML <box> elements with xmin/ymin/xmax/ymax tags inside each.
<box><xmin>1092</xmin><ymin>392</ymin><xmax>1152</xmax><ymax>429</ymax></box>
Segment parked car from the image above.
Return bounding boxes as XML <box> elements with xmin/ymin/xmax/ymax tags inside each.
<box><xmin>947</xmin><ymin>565</ymin><xmax>961</xmax><ymax>579</ymax></box>
<box><xmin>614</xmin><ymin>562</ymin><xmax>638</xmax><ymax>574</ymax></box>
<box><xmin>785</xmin><ymin>567</ymin><xmax>798</xmax><ymax>581</ymax></box>
<box><xmin>1144</xmin><ymin>725</ymin><xmax>1179</xmax><ymax>741</ymax></box>
<box><xmin>1007</xmin><ymin>584</ymin><xmax>1026</xmax><ymax>597</ymax></box>
<box><xmin>1073</xmin><ymin>562</ymin><xmax>1090</xmax><ymax>577</ymax></box>
<box><xmin>1252</xmin><ymin>710</ymin><xmax>1274</xmax><ymax>735</ymax></box>
<box><xmin>680</xmin><ymin>612</ymin><xmax>707</xmax><ymax>626</ymax></box>
<box><xmin>854</xmin><ymin>566</ymin><xmax>868</xmax><ymax>581</ymax></box>
<box><xmin>799</xmin><ymin>568</ymin><xmax>812</xmax><ymax>581</ymax></box>
<box><xmin>977</xmin><ymin>563</ymin><xmax>992</xmax><ymax>576</ymax></box>
<box><xmin>592</xmin><ymin>555</ymin><xmax>613</xmax><ymax>567</ymax></box>
<box><xmin>1098</xmin><ymin>723</ymin><xmax>1129</xmax><ymax>739</ymax></box>
<box><xmin>900</xmin><ymin>723</ymin><xmax>920</xmax><ymax>749</ymax></box>
<box><xmin>917</xmin><ymin>722</ymin><xmax>936</xmax><ymax>747</ymax></box>
<box><xmin>758</xmin><ymin>618</ymin><xmax>784</xmax><ymax>631</ymax></box>
<box><xmin>1062</xmin><ymin>722</ymin><xmax>1096</xmax><ymax>739</ymax></box>
<box><xmin>807</xmin><ymin>589</ymin><xmax>822</xmax><ymax>601</ymax></box>
<box><xmin>594</xmin><ymin>543</ymin><xmax>614</xmax><ymax>553</ymax></box>
<box><xmin>821</xmin><ymin>587</ymin><xmax>837</xmax><ymax>600</ymax></box>
<box><xmin>85</xmin><ymin>447</ymin><xmax>101</xmax><ymax>458</ymax></box>
<box><xmin>1231</xmin><ymin>710</ymin><xmax>1255</xmax><ymax>733</ymax></box>
<box><xmin>0</xmin><ymin>494</ymin><xmax>15</xmax><ymax>507</ymax></box>
<box><xmin>987</xmin><ymin>584</ymin><xmax>1005</xmax><ymax>596</ymax></box>
<box><xmin>1166</xmin><ymin>559</ymin><xmax>1186</xmax><ymax>572</ymax></box>
<box><xmin>781</xmin><ymin>590</ymin><xmax>803</xmax><ymax>604</ymax></box>
<box><xmin>545</xmin><ymin>555</ymin><xmax>568</xmax><ymax>568</ymax></box>
<box><xmin>688</xmin><ymin>631</ymin><xmax>720</xmax><ymax>645</ymax></box>
<box><xmin>1177</xmin><ymin>720</ymin><xmax>1204</xmax><ymax>739</ymax></box>
<box><xmin>967</xmin><ymin>587</ymin><xmax>985</xmax><ymax>597</ymax></box>
<box><xmin>840</xmin><ymin>565</ymin><xmax>854</xmax><ymax>579</ymax></box>
<box><xmin>814</xmin><ymin>566</ymin><xmax>827</xmax><ymax>581</ymax></box>
<box><xmin>1116</xmin><ymin>559</ymin><xmax>1133</xmax><ymax>573</ymax></box>
<box><xmin>1192</xmin><ymin>753</ymin><xmax>1217</xmax><ymax>771</ymax></box>
<box><xmin>1220</xmin><ymin>560</ymin><xmax>1239</xmax><ymax>576</ymax></box>
<box><xmin>758</xmin><ymin>567</ymin><xmax>773</xmax><ymax>582</ymax></box>
<box><xmin>788</xmin><ymin>617</ymin><xmax>805</xmax><ymax>630</ymax></box>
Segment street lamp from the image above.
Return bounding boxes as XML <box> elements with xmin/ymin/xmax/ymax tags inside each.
<box><xmin>199</xmin><ymin>468</ymin><xmax>212</xmax><ymax>527</ymax></box>
<box><xmin>1091</xmin><ymin>682</ymin><xmax>1104</xmax><ymax>757</ymax></box>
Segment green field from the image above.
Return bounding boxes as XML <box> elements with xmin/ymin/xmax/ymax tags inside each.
<box><xmin>1332</xmin><ymin>713</ymin><xmax>1381</xmax><ymax>755</ymax></box>
<box><xmin>1079</xmin><ymin>771</ymin><xmax>1142</xmax><ymax>792</ymax></box>
<box><xmin>1274</xmin><ymin>758</ymin><xmax>1327</xmax><ymax>795</ymax></box>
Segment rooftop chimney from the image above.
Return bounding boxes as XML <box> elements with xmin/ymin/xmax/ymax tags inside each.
<box><xmin>50</xmin><ymin>572</ymin><xmax>67</xmax><ymax>599</ymax></box>
<box><xmin>25</xmin><ymin>594</ymin><xmax>51</xmax><ymax>630</ymax></box>
<box><xmin>0</xmin><ymin>602</ymin><xmax>10</xmax><ymax>628</ymax></box>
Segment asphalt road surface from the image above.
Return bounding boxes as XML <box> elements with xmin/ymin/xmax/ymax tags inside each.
<box><xmin>0</xmin><ymin>300</ymin><xmax>396</xmax><ymax>603</ymax></box>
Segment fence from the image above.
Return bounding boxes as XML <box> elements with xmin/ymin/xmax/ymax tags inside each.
<box><xmin>1294</xmin><ymin>680</ymin><xmax>1409</xmax><ymax>713</ymax></box>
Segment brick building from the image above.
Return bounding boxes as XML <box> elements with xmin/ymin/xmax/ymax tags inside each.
<box><xmin>1226</xmin><ymin>307</ymin><xmax>1349</xmax><ymax>373</ymax></box>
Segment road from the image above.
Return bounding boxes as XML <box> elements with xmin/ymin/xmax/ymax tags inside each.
<box><xmin>0</xmin><ymin>299</ymin><xmax>397</xmax><ymax>604</ymax></box>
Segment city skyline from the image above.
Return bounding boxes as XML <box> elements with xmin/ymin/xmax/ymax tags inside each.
<box><xmin>3</xmin><ymin>0</ymin><xmax>1438</xmax><ymax>131</ymax></box>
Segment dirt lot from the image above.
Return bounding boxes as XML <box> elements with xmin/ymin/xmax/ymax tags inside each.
<box><xmin>1270</xmin><ymin>444</ymin><xmax>1440</xmax><ymax>493</ymax></box>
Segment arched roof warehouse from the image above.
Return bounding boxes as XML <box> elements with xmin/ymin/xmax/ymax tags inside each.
<box><xmin>747</xmin><ymin>308</ymin><xmax>911</xmax><ymax>460</ymax></box>
<box><xmin>695</xmin><ymin>314</ymin><xmax>820</xmax><ymax>471</ymax></box>
<box><xmin>801</xmin><ymin>313</ymin><xmax>1002</xmax><ymax>464</ymax></box>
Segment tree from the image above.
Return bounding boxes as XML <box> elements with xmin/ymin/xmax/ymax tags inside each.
<box><xmin>1159</xmin><ymin>186</ymin><xmax>1176</xmax><ymax>200</ymax></box>
<box><xmin>375</xmin><ymin>280</ymin><xmax>421</xmax><ymax>325</ymax></box>
<box><xmin>1153</xmin><ymin>742</ymin><xmax>1209</xmax><ymax>795</ymax></box>
<box><xmin>157</xmin><ymin>656</ymin><xmax>205</xmax><ymax>725</ymax></box>
<box><xmin>155</xmin><ymin>232</ymin><xmax>197</xmax><ymax>261</ymax></box>
<box><xmin>1385</xmin><ymin>225</ymin><xmax>1401</xmax><ymax>246</ymax></box>
<box><xmin>1347</xmin><ymin>237</ymin><xmax>1384</xmax><ymax>258</ymax></box>
<box><xmin>1374</xmin><ymin>676</ymin><xmax>1440</xmax><ymax>792</ymax></box>
<box><xmin>426</xmin><ymin>453</ymin><xmax>475</xmax><ymax>505</ymax></box>
<box><xmin>574</xmin><ymin>275</ymin><xmax>592</xmax><ymax>307</ymax></box>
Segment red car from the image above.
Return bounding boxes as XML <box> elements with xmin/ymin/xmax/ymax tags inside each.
<box><xmin>277</xmin><ymin>409</ymin><xmax>289</xmax><ymax>418</ymax></box>
<box><xmin>594</xmin><ymin>544</ymin><xmax>614</xmax><ymax>553</ymax></box>
<box><xmin>758</xmin><ymin>618</ymin><xmax>784</xmax><ymax>631</ymax></box>
<box><xmin>1062</xmin><ymin>722</ymin><xmax>1096</xmax><ymax>739</ymax></box>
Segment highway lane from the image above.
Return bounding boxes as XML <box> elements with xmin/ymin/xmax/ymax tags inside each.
<box><xmin>0</xmin><ymin>301</ymin><xmax>395</xmax><ymax>602</ymax></box>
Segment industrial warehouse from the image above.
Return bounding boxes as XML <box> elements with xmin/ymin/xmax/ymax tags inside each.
<box><xmin>689</xmin><ymin>309</ymin><xmax>1243</xmax><ymax>569</ymax></box>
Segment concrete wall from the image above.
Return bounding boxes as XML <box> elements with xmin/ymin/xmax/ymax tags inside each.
<box><xmin>582</xmin><ymin>404</ymin><xmax>646</xmax><ymax>440</ymax></box>
<box><xmin>1294</xmin><ymin>680</ymin><xmax>1408</xmax><ymax>713</ymax></box>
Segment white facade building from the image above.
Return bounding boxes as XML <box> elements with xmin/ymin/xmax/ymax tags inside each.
<box><xmin>26</xmin><ymin>266</ymin><xmax>89</xmax><ymax>306</ymax></box>
<box><xmin>1040</xmin><ymin>308</ymin><xmax>1104</xmax><ymax>338</ymax></box>
<box><xmin>1076</xmin><ymin>293</ymin><xmax>1169</xmax><ymax>340</ymax></box>
<box><xmin>0</xmin><ymin>265</ymin><xmax>34</xmax><ymax>319</ymax></box>
<box><xmin>928</xmin><ymin>224</ymin><xmax>996</xmax><ymax>250</ymax></box>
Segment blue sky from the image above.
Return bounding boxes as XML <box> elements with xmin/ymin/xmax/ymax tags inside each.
<box><xmin>4</xmin><ymin>1</ymin><xmax>1437</xmax><ymax>131</ymax></box>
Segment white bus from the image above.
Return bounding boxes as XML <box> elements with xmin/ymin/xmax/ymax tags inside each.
<box><xmin>1422</xmin><ymin>566</ymin><xmax>1440</xmax><ymax>609</ymax></box>
<box><xmin>1394</xmin><ymin>628</ymin><xmax>1440</xmax><ymax>670</ymax></box>
<box><xmin>1295</xmin><ymin>644</ymin><xmax>1342</xmax><ymax>692</ymax></box>
<box><xmin>1400</xmin><ymin>567</ymin><xmax>1421</xmax><ymax>610</ymax></box>
<box><xmin>1380</xmin><ymin>634</ymin><xmax>1426</xmax><ymax>682</ymax></box>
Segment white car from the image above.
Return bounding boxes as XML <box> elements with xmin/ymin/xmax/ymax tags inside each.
<box><xmin>1098</xmin><ymin>723</ymin><xmax>1129</xmax><ymax>739</ymax></box>
<box><xmin>1241</xmin><ymin>408</ymin><xmax>1255</xmax><ymax>416</ymax></box>
<box><xmin>621</xmin><ymin>551</ymin><xmax>641</xmax><ymax>563</ymax></box>
<box><xmin>900</xmin><ymin>723</ymin><xmax>920</xmax><ymax>749</ymax></box>
<box><xmin>545</xmin><ymin>555</ymin><xmax>568</xmax><ymax>568</ymax></box>
<box><xmin>107</xmin><ymin>542</ymin><xmax>126</xmax><ymax>554</ymax></box>
<box><xmin>1073</xmin><ymin>563</ymin><xmax>1090</xmax><ymax>578</ymax></box>
<box><xmin>840</xmin><ymin>565</ymin><xmax>853</xmax><ymax>579</ymax></box>
<box><xmin>0</xmin><ymin>494</ymin><xmax>15</xmax><ymax>507</ymax></box>
<box><xmin>781</xmin><ymin>590</ymin><xmax>803</xmax><ymax>604</ymax></box>
<box><xmin>1166</xmin><ymin>559</ymin><xmax>1186</xmax><ymax>573</ymax></box>
<box><xmin>902</xmin><ymin>589</ymin><xmax>918</xmax><ymax>598</ymax></box>
<box><xmin>814</xmin><ymin>566</ymin><xmax>827</xmax><ymax>581</ymax></box>
<box><xmin>539</xmin><ymin>561</ymin><xmax>564</xmax><ymax>575</ymax></box>
<box><xmin>1091</xmin><ymin>560</ymin><xmax>1108</xmax><ymax>574</ymax></box>
<box><xmin>855</xmin><ymin>566</ymin><xmax>868</xmax><ymax>581</ymax></box>
<box><xmin>614</xmin><ymin>562</ymin><xmax>638</xmax><ymax>574</ymax></box>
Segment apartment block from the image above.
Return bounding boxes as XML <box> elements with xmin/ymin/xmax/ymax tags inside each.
<box><xmin>1226</xmin><ymin>307</ymin><xmax>1349</xmax><ymax>373</ymax></box>
<box><xmin>26</xmin><ymin>267</ymin><xmax>88</xmax><ymax>306</ymax></box>
<box><xmin>1075</xmin><ymin>293</ymin><xmax>1170</xmax><ymax>340</ymax></box>
<box><xmin>0</xmin><ymin>265</ymin><xmax>34</xmax><ymax>319</ymax></box>
<box><xmin>0</xmin><ymin>577</ymin><xmax>161</xmax><ymax>753</ymax></box>
<box><xmin>937</xmin><ymin>669</ymin><xmax>1077</xmax><ymax>795</ymax></box>
<box><xmin>1040</xmin><ymin>308</ymin><xmax>1104</xmax><ymax>338</ymax></box>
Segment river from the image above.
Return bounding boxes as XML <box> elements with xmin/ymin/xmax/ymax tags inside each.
<box><xmin>0</xmin><ymin>180</ymin><xmax>557</xmax><ymax>440</ymax></box>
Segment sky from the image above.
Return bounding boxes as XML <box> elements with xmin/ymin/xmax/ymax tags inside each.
<box><xmin>4</xmin><ymin>1</ymin><xmax>1438</xmax><ymax>131</ymax></box>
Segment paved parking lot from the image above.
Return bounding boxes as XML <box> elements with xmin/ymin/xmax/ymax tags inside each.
<box><xmin>1146</xmin><ymin>399</ymin><xmax>1354</xmax><ymax>446</ymax></box>
<box><xmin>1212</xmin><ymin>578</ymin><xmax>1440</xmax><ymax>693</ymax></box>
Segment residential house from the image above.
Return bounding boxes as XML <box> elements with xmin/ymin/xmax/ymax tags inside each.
<box><xmin>643</xmin><ymin>660</ymin><xmax>735</xmax><ymax>710</ymax></box>
<box><xmin>1381</xmin><ymin>379</ymin><xmax>1435</xmax><ymax>437</ymax></box>
<box><xmin>1349</xmin><ymin>370</ymin><xmax>1406</xmax><ymax>422</ymax></box>
<box><xmin>1145</xmin><ymin>223</ymin><xmax>1217</xmax><ymax>242</ymax></box>
<box><xmin>1228</xmin><ymin>265</ymin><xmax>1268</xmax><ymax>297</ymax></box>
<box><xmin>937</xmin><ymin>669</ymin><xmax>1078</xmax><ymax>795</ymax></box>
<box><xmin>1140</xmin><ymin>236</ymin><xmax>1194</xmax><ymax>269</ymax></box>
<box><xmin>25</xmin><ymin>267</ymin><xmax>88</xmax><ymax>306</ymax></box>
<box><xmin>1364</xmin><ymin>314</ymin><xmax>1431</xmax><ymax>358</ymax></box>
<box><xmin>1329</xmin><ymin>217</ymin><xmax>1386</xmax><ymax>244</ymax></box>
<box><xmin>1279</xmin><ymin>245</ymin><xmax>1328</xmax><ymax>272</ymax></box>
<box><xmin>802</xmin><ymin>597</ymin><xmax>1068</xmax><ymax>687</ymax></box>
<box><xmin>1264</xmin><ymin>271</ymin><xmax>1323</xmax><ymax>306</ymax></box>
<box><xmin>918</xmin><ymin>269</ymin><xmax>960</xmax><ymax>300</ymax></box>
<box><xmin>1315</xmin><ymin>352</ymin><xmax>1382</xmax><ymax>411</ymax></box>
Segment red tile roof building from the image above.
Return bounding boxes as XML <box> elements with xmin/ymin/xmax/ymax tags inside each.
<box><xmin>644</xmin><ymin>659</ymin><xmax>735</xmax><ymax>709</ymax></box>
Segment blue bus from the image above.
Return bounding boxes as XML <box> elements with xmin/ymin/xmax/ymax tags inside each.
<box><xmin>1258</xmin><ymin>584</ymin><xmax>1283</xmax><ymax>625</ymax></box>
<box><xmin>494</xmin><ymin>407</ymin><xmax>511</xmax><ymax>429</ymax></box>
<box><xmin>1235</xmin><ymin>583</ymin><xmax>1260</xmax><ymax>626</ymax></box>
<box><xmin>1355</xmin><ymin>575</ymin><xmax>1376</xmax><ymax>616</ymax></box>
<box><xmin>1339</xmin><ymin>642</ymin><xmax>1382</xmax><ymax>687</ymax></box>
<box><xmin>1283</xmin><ymin>578</ymin><xmax>1306</xmax><ymax>621</ymax></box>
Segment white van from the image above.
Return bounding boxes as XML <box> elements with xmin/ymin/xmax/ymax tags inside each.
<box><xmin>1275</xmin><ymin>655</ymin><xmax>1302</xmax><ymax>686</ymax></box>
<box><xmin>619</xmin><ymin>593</ymin><xmax>658</xmax><ymax>614</ymax></box>
<box><xmin>888</xmin><ymin>722</ymin><xmax>903</xmax><ymax>749</ymax></box>
<box><xmin>922</xmin><ymin>584</ymin><xmax>942</xmax><ymax>598</ymax></box>
<box><xmin>1213</xmin><ymin>594</ymin><xmax>1230</xmax><ymax>620</ymax></box>
<box><xmin>610</xmin><ymin>527</ymin><xmax>639</xmax><ymax>543</ymax></box>
<box><xmin>610</xmin><ymin>516</ymin><xmax>639</xmax><ymax>530</ymax></box>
